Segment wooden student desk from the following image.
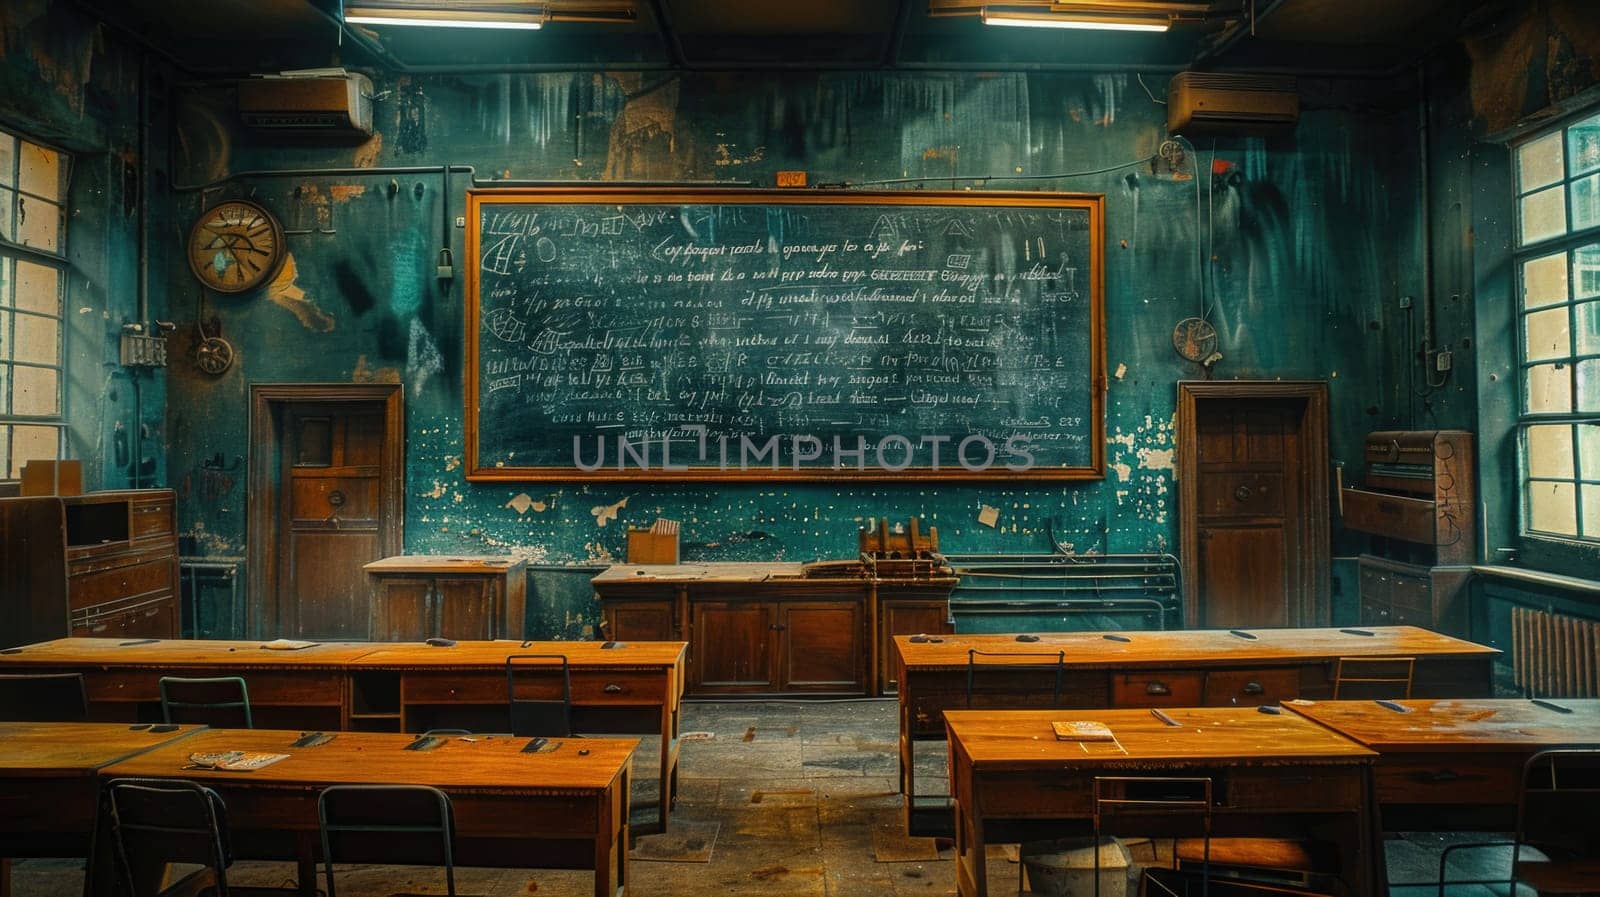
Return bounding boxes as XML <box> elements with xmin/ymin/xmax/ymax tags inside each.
<box><xmin>945</xmin><ymin>708</ymin><xmax>1377</xmax><ymax>897</ymax></box>
<box><xmin>94</xmin><ymin>728</ymin><xmax>637</xmax><ymax>897</ymax></box>
<box><xmin>1285</xmin><ymin>697</ymin><xmax>1600</xmax><ymax>884</ymax></box>
<box><xmin>0</xmin><ymin>637</ymin><xmax>688</xmax><ymax>831</ymax></box>
<box><xmin>349</xmin><ymin>639</ymin><xmax>687</xmax><ymax>831</ymax></box>
<box><xmin>0</xmin><ymin>721</ymin><xmax>204</xmax><ymax>897</ymax></box>
<box><xmin>894</xmin><ymin>625</ymin><xmax>1496</xmax><ymax>833</ymax></box>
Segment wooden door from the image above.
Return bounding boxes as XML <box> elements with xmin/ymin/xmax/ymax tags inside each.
<box><xmin>878</xmin><ymin>599</ymin><xmax>953</xmax><ymax>693</ymax></box>
<box><xmin>691</xmin><ymin>601</ymin><xmax>775</xmax><ymax>692</ymax></box>
<box><xmin>603</xmin><ymin>599</ymin><xmax>677</xmax><ymax>642</ymax></box>
<box><xmin>436</xmin><ymin>577</ymin><xmax>495</xmax><ymax>640</ymax></box>
<box><xmin>779</xmin><ymin>601</ymin><xmax>864</xmax><ymax>693</ymax></box>
<box><xmin>1178</xmin><ymin>382</ymin><xmax>1329</xmax><ymax>630</ymax></box>
<box><xmin>371</xmin><ymin>578</ymin><xmax>431</xmax><ymax>641</ymax></box>
<box><xmin>274</xmin><ymin>402</ymin><xmax>388</xmax><ymax>639</ymax></box>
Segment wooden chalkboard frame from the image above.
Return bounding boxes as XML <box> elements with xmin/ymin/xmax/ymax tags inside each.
<box><xmin>464</xmin><ymin>188</ymin><xmax>1105</xmax><ymax>482</ymax></box>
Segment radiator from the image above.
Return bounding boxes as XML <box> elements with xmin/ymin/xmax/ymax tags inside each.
<box><xmin>1511</xmin><ymin>606</ymin><xmax>1600</xmax><ymax>698</ymax></box>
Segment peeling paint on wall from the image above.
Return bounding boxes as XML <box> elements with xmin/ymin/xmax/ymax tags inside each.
<box><xmin>591</xmin><ymin>497</ymin><xmax>628</xmax><ymax>527</ymax></box>
<box><xmin>266</xmin><ymin>254</ymin><xmax>336</xmax><ymax>332</ymax></box>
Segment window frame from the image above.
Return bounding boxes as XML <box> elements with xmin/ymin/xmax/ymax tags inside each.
<box><xmin>1511</xmin><ymin>106</ymin><xmax>1600</xmax><ymax>545</ymax></box>
<box><xmin>0</xmin><ymin>128</ymin><xmax>71</xmax><ymax>481</ymax></box>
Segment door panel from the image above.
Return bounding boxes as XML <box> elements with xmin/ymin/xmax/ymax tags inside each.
<box><xmin>879</xmin><ymin>600</ymin><xmax>953</xmax><ymax>693</ymax></box>
<box><xmin>273</xmin><ymin>400</ymin><xmax>392</xmax><ymax>639</ymax></box>
<box><xmin>1198</xmin><ymin>527</ymin><xmax>1288</xmax><ymax>628</ymax></box>
<box><xmin>607</xmin><ymin>602</ymin><xmax>676</xmax><ymax>642</ymax></box>
<box><xmin>781</xmin><ymin>602</ymin><xmax>863</xmax><ymax>692</ymax></box>
<box><xmin>692</xmin><ymin>602</ymin><xmax>775</xmax><ymax>692</ymax></box>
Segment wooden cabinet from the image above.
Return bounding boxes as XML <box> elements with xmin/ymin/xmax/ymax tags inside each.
<box><xmin>595</xmin><ymin>564</ymin><xmax>929</xmax><ymax>697</ymax></box>
<box><xmin>877</xmin><ymin>595</ymin><xmax>953</xmax><ymax>694</ymax></box>
<box><xmin>0</xmin><ymin>489</ymin><xmax>179</xmax><ymax>648</ymax></box>
<box><xmin>1357</xmin><ymin>555</ymin><xmax>1471</xmax><ymax>633</ymax></box>
<box><xmin>364</xmin><ymin>556</ymin><xmax>526</xmax><ymax>641</ymax></box>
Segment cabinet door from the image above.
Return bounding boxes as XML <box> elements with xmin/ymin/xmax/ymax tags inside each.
<box><xmin>878</xmin><ymin>600</ymin><xmax>952</xmax><ymax>694</ymax></box>
<box><xmin>371</xmin><ymin>578</ymin><xmax>432</xmax><ymax>641</ymax></box>
<box><xmin>606</xmin><ymin>601</ymin><xmax>676</xmax><ymax>642</ymax></box>
<box><xmin>691</xmin><ymin>602</ymin><xmax>775</xmax><ymax>693</ymax></box>
<box><xmin>73</xmin><ymin>594</ymin><xmax>178</xmax><ymax>640</ymax></box>
<box><xmin>436</xmin><ymin>577</ymin><xmax>497</xmax><ymax>640</ymax></box>
<box><xmin>780</xmin><ymin>601</ymin><xmax>865</xmax><ymax>693</ymax></box>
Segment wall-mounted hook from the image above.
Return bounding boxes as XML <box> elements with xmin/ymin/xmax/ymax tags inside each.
<box><xmin>388</xmin><ymin>178</ymin><xmax>401</xmax><ymax>197</ymax></box>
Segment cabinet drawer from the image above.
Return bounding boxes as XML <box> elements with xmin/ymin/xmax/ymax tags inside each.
<box><xmin>1362</xmin><ymin>599</ymin><xmax>1428</xmax><ymax>627</ymax></box>
<box><xmin>68</xmin><ymin>558</ymin><xmax>174</xmax><ymax>610</ymax></box>
<box><xmin>1202</xmin><ymin>668</ymin><xmax>1301</xmax><ymax>706</ymax></box>
<box><xmin>72</xmin><ymin>593</ymin><xmax>176</xmax><ymax>639</ymax></box>
<box><xmin>403</xmin><ymin>670</ymin><xmax>667</xmax><ymax>706</ymax></box>
<box><xmin>130</xmin><ymin>498</ymin><xmax>174</xmax><ymax>540</ymax></box>
<box><xmin>1374</xmin><ymin>759</ymin><xmax>1520</xmax><ymax>805</ymax></box>
<box><xmin>1389</xmin><ymin>574</ymin><xmax>1432</xmax><ymax>613</ymax></box>
<box><xmin>1111</xmin><ymin>671</ymin><xmax>1203</xmax><ymax>707</ymax></box>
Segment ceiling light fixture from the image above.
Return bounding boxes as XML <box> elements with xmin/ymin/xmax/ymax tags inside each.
<box><xmin>980</xmin><ymin>7</ymin><xmax>1173</xmax><ymax>31</ymax></box>
<box><xmin>344</xmin><ymin>3</ymin><xmax>550</xmax><ymax>30</ymax></box>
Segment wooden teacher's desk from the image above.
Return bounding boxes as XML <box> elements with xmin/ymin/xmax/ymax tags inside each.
<box><xmin>95</xmin><ymin>728</ymin><xmax>636</xmax><ymax>897</ymax></box>
<box><xmin>0</xmin><ymin>721</ymin><xmax>205</xmax><ymax>897</ymax></box>
<box><xmin>0</xmin><ymin>637</ymin><xmax>687</xmax><ymax>830</ymax></box>
<box><xmin>1285</xmin><ymin>697</ymin><xmax>1600</xmax><ymax>879</ymax></box>
<box><xmin>945</xmin><ymin>708</ymin><xmax>1377</xmax><ymax>897</ymax></box>
<box><xmin>894</xmin><ymin>625</ymin><xmax>1496</xmax><ymax>831</ymax></box>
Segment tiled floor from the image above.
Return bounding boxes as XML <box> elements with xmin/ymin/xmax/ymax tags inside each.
<box><xmin>13</xmin><ymin>699</ymin><xmax>1519</xmax><ymax>896</ymax></box>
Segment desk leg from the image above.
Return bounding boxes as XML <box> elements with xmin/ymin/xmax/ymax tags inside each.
<box><xmin>952</xmin><ymin>798</ymin><xmax>985</xmax><ymax>897</ymax></box>
<box><xmin>2</xmin><ymin>857</ymin><xmax>11</xmax><ymax>897</ymax></box>
<box><xmin>898</xmin><ymin>697</ymin><xmax>911</xmax><ymax>796</ymax></box>
<box><xmin>658</xmin><ymin>703</ymin><xmax>677</xmax><ymax>832</ymax></box>
<box><xmin>596</xmin><ymin>769</ymin><xmax>629</xmax><ymax>897</ymax></box>
<box><xmin>296</xmin><ymin>833</ymin><xmax>318</xmax><ymax>897</ymax></box>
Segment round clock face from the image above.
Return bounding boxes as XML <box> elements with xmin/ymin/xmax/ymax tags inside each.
<box><xmin>187</xmin><ymin>200</ymin><xmax>285</xmax><ymax>294</ymax></box>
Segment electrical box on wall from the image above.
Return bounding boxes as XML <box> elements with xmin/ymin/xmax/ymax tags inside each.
<box><xmin>120</xmin><ymin>322</ymin><xmax>171</xmax><ymax>367</ymax></box>
<box><xmin>1168</xmin><ymin>72</ymin><xmax>1299</xmax><ymax>136</ymax></box>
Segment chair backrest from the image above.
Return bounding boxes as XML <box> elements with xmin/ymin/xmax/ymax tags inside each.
<box><xmin>965</xmin><ymin>649</ymin><xmax>1065</xmax><ymax>710</ymax></box>
<box><xmin>0</xmin><ymin>672</ymin><xmax>88</xmax><ymax>721</ymax></box>
<box><xmin>318</xmin><ymin>784</ymin><xmax>456</xmax><ymax>897</ymax></box>
<box><xmin>1518</xmin><ymin>747</ymin><xmax>1600</xmax><ymax>855</ymax></box>
<box><xmin>104</xmin><ymin>777</ymin><xmax>231</xmax><ymax>897</ymax></box>
<box><xmin>1094</xmin><ymin>775</ymin><xmax>1214</xmax><ymax>897</ymax></box>
<box><xmin>160</xmin><ymin>676</ymin><xmax>253</xmax><ymax>728</ymax></box>
<box><xmin>1332</xmin><ymin>656</ymin><xmax>1414</xmax><ymax>699</ymax></box>
<box><xmin>506</xmin><ymin>654</ymin><xmax>572</xmax><ymax>737</ymax></box>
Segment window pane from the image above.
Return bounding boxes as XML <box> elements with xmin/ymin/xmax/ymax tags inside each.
<box><xmin>1519</xmin><ymin>131</ymin><xmax>1565</xmax><ymax>192</ymax></box>
<box><xmin>1527</xmin><ymin>362</ymin><xmax>1574</xmax><ymax>413</ymax></box>
<box><xmin>0</xmin><ymin>186</ymin><xmax>13</xmax><ymax>242</ymax></box>
<box><xmin>12</xmin><ymin>313</ymin><xmax>57</xmax><ymax>366</ymax></box>
<box><xmin>1527</xmin><ymin>424</ymin><xmax>1575</xmax><ymax>478</ymax></box>
<box><xmin>1524</xmin><ymin>250</ymin><xmax>1571</xmax><ymax>309</ymax></box>
<box><xmin>1578</xmin><ymin>244</ymin><xmax>1600</xmax><ymax>300</ymax></box>
<box><xmin>1578</xmin><ymin>358</ymin><xmax>1600</xmax><ymax>412</ymax></box>
<box><xmin>14</xmin><ymin>260</ymin><xmax>60</xmax><ymax>315</ymax></box>
<box><xmin>1579</xmin><ymin>300</ymin><xmax>1600</xmax><ymax>355</ymax></box>
<box><xmin>1571</xmin><ymin>112</ymin><xmax>1600</xmax><ymax>177</ymax></box>
<box><xmin>1581</xmin><ymin>425</ymin><xmax>1600</xmax><ymax>479</ymax></box>
<box><xmin>1585</xmin><ymin>485</ymin><xmax>1600</xmax><ymax>538</ymax></box>
<box><xmin>1521</xmin><ymin>185</ymin><xmax>1568</xmax><ymax>245</ymax></box>
<box><xmin>18</xmin><ymin>141</ymin><xmax>61</xmax><ymax>201</ymax></box>
<box><xmin>1529</xmin><ymin>480</ymin><xmax>1578</xmax><ymax>536</ymax></box>
<box><xmin>1525</xmin><ymin>306</ymin><xmax>1571</xmax><ymax>360</ymax></box>
<box><xmin>1574</xmin><ymin>173</ymin><xmax>1600</xmax><ymax>232</ymax></box>
<box><xmin>16</xmin><ymin>196</ymin><xmax>60</xmax><ymax>253</ymax></box>
<box><xmin>0</xmin><ymin>363</ymin><xmax>9</xmax><ymax>414</ymax></box>
<box><xmin>6</xmin><ymin>424</ymin><xmax>57</xmax><ymax>478</ymax></box>
<box><xmin>12</xmin><ymin>364</ymin><xmax>57</xmax><ymax>416</ymax></box>
<box><xmin>0</xmin><ymin>133</ymin><xmax>14</xmax><ymax>187</ymax></box>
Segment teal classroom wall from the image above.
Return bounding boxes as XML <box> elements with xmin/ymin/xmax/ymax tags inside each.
<box><xmin>160</xmin><ymin>70</ymin><xmax>1435</xmax><ymax>637</ymax></box>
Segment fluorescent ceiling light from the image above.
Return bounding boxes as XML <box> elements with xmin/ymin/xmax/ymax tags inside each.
<box><xmin>980</xmin><ymin>8</ymin><xmax>1171</xmax><ymax>31</ymax></box>
<box><xmin>345</xmin><ymin>6</ymin><xmax>548</xmax><ymax>30</ymax></box>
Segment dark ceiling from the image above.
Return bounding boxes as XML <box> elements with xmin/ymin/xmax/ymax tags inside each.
<box><xmin>76</xmin><ymin>0</ymin><xmax>1505</xmax><ymax>76</ymax></box>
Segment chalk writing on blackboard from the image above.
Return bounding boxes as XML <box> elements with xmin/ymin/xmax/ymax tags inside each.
<box><xmin>464</xmin><ymin>190</ymin><xmax>1104</xmax><ymax>481</ymax></box>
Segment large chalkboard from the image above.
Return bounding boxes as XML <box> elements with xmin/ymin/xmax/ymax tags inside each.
<box><xmin>464</xmin><ymin>189</ymin><xmax>1103</xmax><ymax>481</ymax></box>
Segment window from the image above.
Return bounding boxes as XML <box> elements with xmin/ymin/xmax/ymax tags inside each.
<box><xmin>1515</xmin><ymin>109</ymin><xmax>1600</xmax><ymax>541</ymax></box>
<box><xmin>0</xmin><ymin>129</ymin><xmax>68</xmax><ymax>479</ymax></box>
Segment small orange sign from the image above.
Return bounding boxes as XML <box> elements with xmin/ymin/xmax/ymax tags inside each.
<box><xmin>775</xmin><ymin>171</ymin><xmax>807</xmax><ymax>188</ymax></box>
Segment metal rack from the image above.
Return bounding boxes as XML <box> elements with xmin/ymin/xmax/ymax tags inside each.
<box><xmin>943</xmin><ymin>552</ymin><xmax>1180</xmax><ymax>632</ymax></box>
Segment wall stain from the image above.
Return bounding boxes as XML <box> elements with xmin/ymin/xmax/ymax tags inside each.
<box><xmin>265</xmin><ymin>254</ymin><xmax>336</xmax><ymax>332</ymax></box>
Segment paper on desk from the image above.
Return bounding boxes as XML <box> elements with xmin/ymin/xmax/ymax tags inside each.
<box><xmin>260</xmin><ymin>639</ymin><xmax>318</xmax><ymax>650</ymax></box>
<box><xmin>188</xmin><ymin>751</ymin><xmax>289</xmax><ymax>771</ymax></box>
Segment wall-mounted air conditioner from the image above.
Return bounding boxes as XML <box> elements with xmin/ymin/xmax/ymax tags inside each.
<box><xmin>238</xmin><ymin>71</ymin><xmax>374</xmax><ymax>140</ymax></box>
<box><xmin>1168</xmin><ymin>72</ymin><xmax>1299</xmax><ymax>136</ymax></box>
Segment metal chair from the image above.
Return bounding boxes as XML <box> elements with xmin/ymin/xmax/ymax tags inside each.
<box><xmin>1331</xmin><ymin>656</ymin><xmax>1414</xmax><ymax>699</ymax></box>
<box><xmin>160</xmin><ymin>676</ymin><xmax>253</xmax><ymax>728</ymax></box>
<box><xmin>102</xmin><ymin>777</ymin><xmax>232</xmax><ymax>897</ymax></box>
<box><xmin>1438</xmin><ymin>747</ymin><xmax>1600</xmax><ymax>896</ymax></box>
<box><xmin>1094</xmin><ymin>776</ymin><xmax>1212</xmax><ymax>897</ymax></box>
<box><xmin>318</xmin><ymin>784</ymin><xmax>457</xmax><ymax>897</ymax></box>
<box><xmin>965</xmin><ymin>648</ymin><xmax>1066</xmax><ymax>710</ymax></box>
<box><xmin>0</xmin><ymin>672</ymin><xmax>87</xmax><ymax>721</ymax></box>
<box><xmin>506</xmin><ymin>654</ymin><xmax>573</xmax><ymax>737</ymax></box>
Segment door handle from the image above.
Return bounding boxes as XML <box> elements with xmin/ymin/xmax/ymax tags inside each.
<box><xmin>1242</xmin><ymin>681</ymin><xmax>1264</xmax><ymax>695</ymax></box>
<box><xmin>1233</xmin><ymin>485</ymin><xmax>1253</xmax><ymax>502</ymax></box>
<box><xmin>604</xmin><ymin>683</ymin><xmax>624</xmax><ymax>694</ymax></box>
<box><xmin>770</xmin><ymin>624</ymin><xmax>787</xmax><ymax>631</ymax></box>
<box><xmin>1145</xmin><ymin>681</ymin><xmax>1171</xmax><ymax>696</ymax></box>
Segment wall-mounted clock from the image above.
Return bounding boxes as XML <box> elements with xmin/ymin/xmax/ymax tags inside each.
<box><xmin>186</xmin><ymin>199</ymin><xmax>286</xmax><ymax>294</ymax></box>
